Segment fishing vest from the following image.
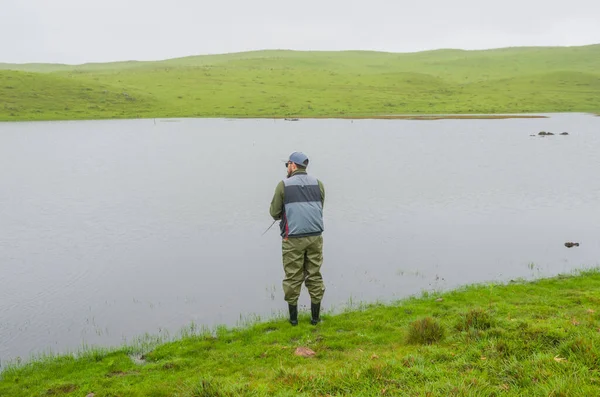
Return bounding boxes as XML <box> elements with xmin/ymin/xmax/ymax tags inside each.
<box><xmin>280</xmin><ymin>173</ymin><xmax>324</xmax><ymax>238</ymax></box>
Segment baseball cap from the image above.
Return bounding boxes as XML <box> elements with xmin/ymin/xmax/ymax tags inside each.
<box><xmin>288</xmin><ymin>152</ymin><xmax>309</xmax><ymax>167</ymax></box>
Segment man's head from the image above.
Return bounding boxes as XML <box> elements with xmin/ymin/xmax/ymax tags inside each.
<box><xmin>285</xmin><ymin>151</ymin><xmax>309</xmax><ymax>177</ymax></box>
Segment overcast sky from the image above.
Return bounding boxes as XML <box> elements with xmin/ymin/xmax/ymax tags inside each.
<box><xmin>2</xmin><ymin>0</ymin><xmax>599</xmax><ymax>64</ymax></box>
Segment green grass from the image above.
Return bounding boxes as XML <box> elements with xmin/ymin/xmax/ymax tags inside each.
<box><xmin>2</xmin><ymin>270</ymin><xmax>600</xmax><ymax>396</ymax></box>
<box><xmin>1</xmin><ymin>44</ymin><xmax>599</xmax><ymax>121</ymax></box>
<box><xmin>0</xmin><ymin>71</ymin><xmax>159</xmax><ymax>120</ymax></box>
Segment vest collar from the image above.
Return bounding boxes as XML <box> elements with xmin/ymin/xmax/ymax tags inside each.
<box><xmin>290</xmin><ymin>170</ymin><xmax>307</xmax><ymax>177</ymax></box>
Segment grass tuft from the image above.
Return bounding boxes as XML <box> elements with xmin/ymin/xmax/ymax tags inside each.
<box><xmin>188</xmin><ymin>378</ymin><xmax>230</xmax><ymax>397</ymax></box>
<box><xmin>407</xmin><ymin>317</ymin><xmax>445</xmax><ymax>345</ymax></box>
<box><xmin>44</xmin><ymin>384</ymin><xmax>78</xmax><ymax>395</ymax></box>
<box><xmin>456</xmin><ymin>308</ymin><xmax>494</xmax><ymax>331</ymax></box>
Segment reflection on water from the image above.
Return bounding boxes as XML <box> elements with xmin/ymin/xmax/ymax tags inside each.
<box><xmin>0</xmin><ymin>114</ymin><xmax>599</xmax><ymax>362</ymax></box>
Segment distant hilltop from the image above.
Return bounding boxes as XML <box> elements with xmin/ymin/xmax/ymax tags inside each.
<box><xmin>2</xmin><ymin>44</ymin><xmax>599</xmax><ymax>71</ymax></box>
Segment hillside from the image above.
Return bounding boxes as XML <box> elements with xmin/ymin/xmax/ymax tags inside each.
<box><xmin>1</xmin><ymin>45</ymin><xmax>599</xmax><ymax>121</ymax></box>
<box><xmin>0</xmin><ymin>71</ymin><xmax>159</xmax><ymax>120</ymax></box>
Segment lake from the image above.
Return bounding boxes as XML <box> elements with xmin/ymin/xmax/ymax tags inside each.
<box><xmin>1</xmin><ymin>114</ymin><xmax>599</xmax><ymax>363</ymax></box>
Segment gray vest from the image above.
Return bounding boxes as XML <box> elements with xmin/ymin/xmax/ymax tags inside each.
<box><xmin>280</xmin><ymin>173</ymin><xmax>324</xmax><ymax>238</ymax></box>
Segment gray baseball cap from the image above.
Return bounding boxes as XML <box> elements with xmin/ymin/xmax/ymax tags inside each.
<box><xmin>288</xmin><ymin>151</ymin><xmax>309</xmax><ymax>166</ymax></box>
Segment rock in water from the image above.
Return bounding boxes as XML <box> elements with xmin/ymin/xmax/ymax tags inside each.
<box><xmin>564</xmin><ymin>242</ymin><xmax>580</xmax><ymax>248</ymax></box>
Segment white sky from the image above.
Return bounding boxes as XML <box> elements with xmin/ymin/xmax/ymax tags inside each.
<box><xmin>2</xmin><ymin>0</ymin><xmax>599</xmax><ymax>64</ymax></box>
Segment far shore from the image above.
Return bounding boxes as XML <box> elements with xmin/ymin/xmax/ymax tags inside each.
<box><xmin>12</xmin><ymin>112</ymin><xmax>600</xmax><ymax>123</ymax></box>
<box><xmin>268</xmin><ymin>114</ymin><xmax>549</xmax><ymax>120</ymax></box>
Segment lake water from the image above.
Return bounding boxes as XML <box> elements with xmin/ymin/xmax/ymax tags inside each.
<box><xmin>1</xmin><ymin>114</ymin><xmax>599</xmax><ymax>364</ymax></box>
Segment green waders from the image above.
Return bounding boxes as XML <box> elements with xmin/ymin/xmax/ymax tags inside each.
<box><xmin>282</xmin><ymin>235</ymin><xmax>325</xmax><ymax>305</ymax></box>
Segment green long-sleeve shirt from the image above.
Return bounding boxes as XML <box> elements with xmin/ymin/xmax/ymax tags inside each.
<box><xmin>269</xmin><ymin>170</ymin><xmax>325</xmax><ymax>220</ymax></box>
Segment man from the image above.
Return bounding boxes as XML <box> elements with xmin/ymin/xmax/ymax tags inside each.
<box><xmin>270</xmin><ymin>152</ymin><xmax>325</xmax><ymax>326</ymax></box>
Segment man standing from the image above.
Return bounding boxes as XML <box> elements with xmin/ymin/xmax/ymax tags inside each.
<box><xmin>270</xmin><ymin>152</ymin><xmax>325</xmax><ymax>326</ymax></box>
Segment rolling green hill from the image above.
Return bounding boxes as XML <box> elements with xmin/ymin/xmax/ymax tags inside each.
<box><xmin>0</xmin><ymin>70</ymin><xmax>159</xmax><ymax>120</ymax></box>
<box><xmin>1</xmin><ymin>45</ymin><xmax>599</xmax><ymax>121</ymax></box>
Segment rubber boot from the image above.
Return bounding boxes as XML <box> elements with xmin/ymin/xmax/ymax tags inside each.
<box><xmin>288</xmin><ymin>304</ymin><xmax>298</xmax><ymax>326</ymax></box>
<box><xmin>310</xmin><ymin>302</ymin><xmax>321</xmax><ymax>325</ymax></box>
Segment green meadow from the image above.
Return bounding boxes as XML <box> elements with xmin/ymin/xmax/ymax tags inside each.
<box><xmin>1</xmin><ymin>270</ymin><xmax>600</xmax><ymax>396</ymax></box>
<box><xmin>1</xmin><ymin>44</ymin><xmax>599</xmax><ymax>121</ymax></box>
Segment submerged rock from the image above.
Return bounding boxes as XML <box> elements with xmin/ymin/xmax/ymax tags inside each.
<box><xmin>560</xmin><ymin>132</ymin><xmax>569</xmax><ymax>135</ymax></box>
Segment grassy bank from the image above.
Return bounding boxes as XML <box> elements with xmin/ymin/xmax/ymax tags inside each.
<box><xmin>1</xmin><ymin>45</ymin><xmax>599</xmax><ymax>121</ymax></box>
<box><xmin>2</xmin><ymin>270</ymin><xmax>600</xmax><ymax>396</ymax></box>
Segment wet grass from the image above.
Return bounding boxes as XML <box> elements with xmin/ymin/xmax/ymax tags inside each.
<box><xmin>1</xmin><ymin>45</ymin><xmax>599</xmax><ymax>121</ymax></box>
<box><xmin>2</xmin><ymin>269</ymin><xmax>600</xmax><ymax>396</ymax></box>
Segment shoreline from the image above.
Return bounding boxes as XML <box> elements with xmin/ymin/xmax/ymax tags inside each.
<box><xmin>2</xmin><ymin>113</ymin><xmax>580</xmax><ymax>123</ymax></box>
<box><xmin>272</xmin><ymin>114</ymin><xmax>549</xmax><ymax>120</ymax></box>
<box><xmin>2</xmin><ymin>269</ymin><xmax>600</xmax><ymax>396</ymax></box>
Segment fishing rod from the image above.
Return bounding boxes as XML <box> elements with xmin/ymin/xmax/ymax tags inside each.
<box><xmin>261</xmin><ymin>219</ymin><xmax>278</xmax><ymax>236</ymax></box>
